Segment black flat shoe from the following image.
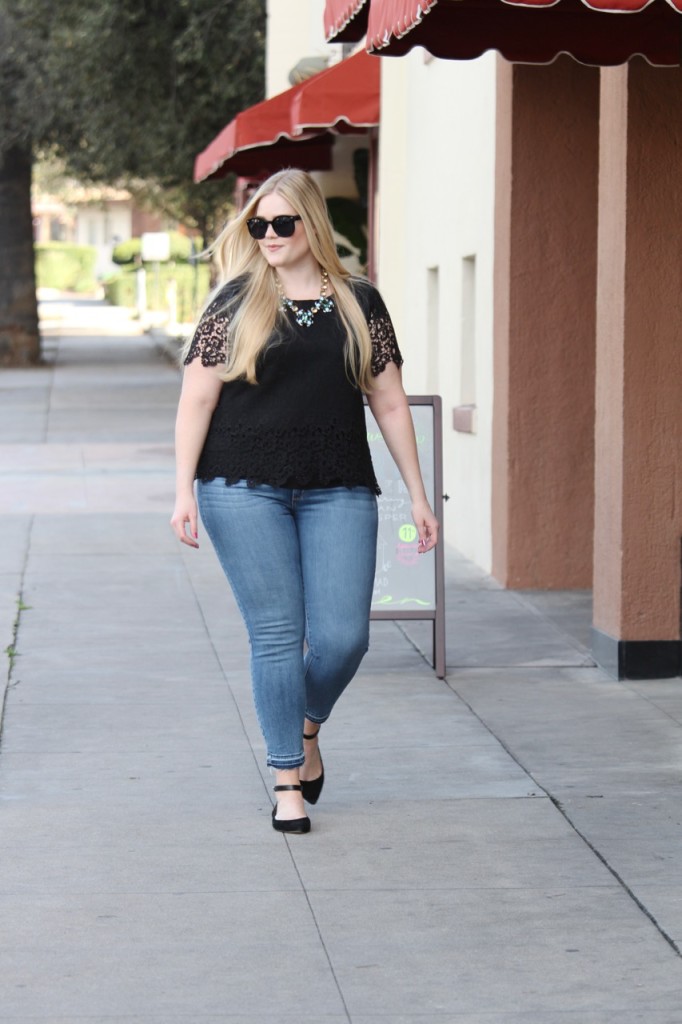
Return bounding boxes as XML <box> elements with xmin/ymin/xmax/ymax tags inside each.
<box><xmin>271</xmin><ymin>784</ymin><xmax>311</xmax><ymax>834</ymax></box>
<box><xmin>300</xmin><ymin>729</ymin><xmax>325</xmax><ymax>806</ymax></box>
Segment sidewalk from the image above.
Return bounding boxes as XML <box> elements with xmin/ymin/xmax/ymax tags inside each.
<box><xmin>1</xmin><ymin>298</ymin><xmax>682</xmax><ymax>1024</ymax></box>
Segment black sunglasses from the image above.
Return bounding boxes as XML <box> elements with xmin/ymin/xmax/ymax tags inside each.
<box><xmin>246</xmin><ymin>215</ymin><xmax>301</xmax><ymax>240</ymax></box>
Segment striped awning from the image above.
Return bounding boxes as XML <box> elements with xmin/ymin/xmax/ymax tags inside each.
<box><xmin>325</xmin><ymin>0</ymin><xmax>682</xmax><ymax>66</ymax></box>
<box><xmin>194</xmin><ymin>50</ymin><xmax>379</xmax><ymax>183</ymax></box>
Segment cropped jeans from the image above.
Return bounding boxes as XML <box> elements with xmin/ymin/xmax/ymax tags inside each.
<box><xmin>197</xmin><ymin>479</ymin><xmax>378</xmax><ymax>769</ymax></box>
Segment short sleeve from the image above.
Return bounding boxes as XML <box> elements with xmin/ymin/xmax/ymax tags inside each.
<box><xmin>356</xmin><ymin>282</ymin><xmax>403</xmax><ymax>377</ymax></box>
<box><xmin>183</xmin><ymin>285</ymin><xmax>234</xmax><ymax>367</ymax></box>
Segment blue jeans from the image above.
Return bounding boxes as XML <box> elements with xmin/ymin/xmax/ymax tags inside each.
<box><xmin>197</xmin><ymin>480</ymin><xmax>378</xmax><ymax>769</ymax></box>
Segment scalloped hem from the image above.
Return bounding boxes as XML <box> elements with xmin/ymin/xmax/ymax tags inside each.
<box><xmin>196</xmin><ymin>473</ymin><xmax>381</xmax><ymax>497</ymax></box>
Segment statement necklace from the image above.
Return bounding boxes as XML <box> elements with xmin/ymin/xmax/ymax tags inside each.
<box><xmin>275</xmin><ymin>269</ymin><xmax>335</xmax><ymax>328</ymax></box>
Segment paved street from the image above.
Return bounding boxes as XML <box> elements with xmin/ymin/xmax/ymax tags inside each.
<box><xmin>1</xmin><ymin>299</ymin><xmax>682</xmax><ymax>1023</ymax></box>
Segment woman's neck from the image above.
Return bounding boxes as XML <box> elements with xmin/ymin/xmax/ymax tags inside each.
<box><xmin>275</xmin><ymin>260</ymin><xmax>324</xmax><ymax>299</ymax></box>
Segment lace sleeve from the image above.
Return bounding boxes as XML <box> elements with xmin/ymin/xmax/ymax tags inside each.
<box><xmin>366</xmin><ymin>286</ymin><xmax>403</xmax><ymax>377</ymax></box>
<box><xmin>183</xmin><ymin>288</ymin><xmax>234</xmax><ymax>367</ymax></box>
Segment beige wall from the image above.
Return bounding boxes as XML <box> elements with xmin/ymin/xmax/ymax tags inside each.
<box><xmin>265</xmin><ymin>1</ymin><xmax>361</xmax><ymax>203</ymax></box>
<box><xmin>377</xmin><ymin>51</ymin><xmax>497</xmax><ymax>569</ymax></box>
<box><xmin>266</xmin><ymin>0</ymin><xmax>335</xmax><ymax>98</ymax></box>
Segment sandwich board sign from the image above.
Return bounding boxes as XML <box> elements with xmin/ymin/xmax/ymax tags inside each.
<box><xmin>365</xmin><ymin>396</ymin><xmax>445</xmax><ymax>677</ymax></box>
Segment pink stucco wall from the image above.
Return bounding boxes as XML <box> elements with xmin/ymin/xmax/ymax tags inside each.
<box><xmin>594</xmin><ymin>60</ymin><xmax>682</xmax><ymax>640</ymax></box>
<box><xmin>493</xmin><ymin>56</ymin><xmax>599</xmax><ymax>588</ymax></box>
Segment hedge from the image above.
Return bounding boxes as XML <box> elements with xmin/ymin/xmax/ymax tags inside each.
<box><xmin>103</xmin><ymin>263</ymin><xmax>211</xmax><ymax>324</ymax></box>
<box><xmin>112</xmin><ymin>231</ymin><xmax>200</xmax><ymax>265</ymax></box>
<box><xmin>35</xmin><ymin>243</ymin><xmax>98</xmax><ymax>293</ymax></box>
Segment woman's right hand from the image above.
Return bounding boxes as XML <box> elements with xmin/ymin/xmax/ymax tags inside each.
<box><xmin>170</xmin><ymin>494</ymin><xmax>200</xmax><ymax>548</ymax></box>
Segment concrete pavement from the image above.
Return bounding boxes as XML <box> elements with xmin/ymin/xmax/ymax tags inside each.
<box><xmin>1</xmin><ymin>297</ymin><xmax>682</xmax><ymax>1023</ymax></box>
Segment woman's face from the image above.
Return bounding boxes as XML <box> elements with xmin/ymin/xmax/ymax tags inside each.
<box><xmin>252</xmin><ymin>192</ymin><xmax>312</xmax><ymax>271</ymax></box>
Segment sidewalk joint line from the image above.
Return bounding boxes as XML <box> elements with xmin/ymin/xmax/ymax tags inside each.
<box><xmin>545</xmin><ymin>793</ymin><xmax>682</xmax><ymax>959</ymax></box>
<box><xmin>42</xmin><ymin>334</ymin><xmax>58</xmax><ymax>442</ymax></box>
<box><xmin>178</xmin><ymin>553</ymin><xmax>267</xmax><ymax>792</ymax></box>
<box><xmin>395</xmin><ymin>620</ymin><xmax>439</xmax><ymax>673</ymax></box>
<box><xmin>445</xmin><ymin>678</ymin><xmax>682</xmax><ymax>961</ymax></box>
<box><xmin>621</xmin><ymin>680</ymin><xmax>682</xmax><ymax>729</ymax></box>
<box><xmin>284</xmin><ymin>851</ymin><xmax>353</xmax><ymax>1023</ymax></box>
<box><xmin>179</xmin><ymin>556</ymin><xmax>352</xmax><ymax>1022</ymax></box>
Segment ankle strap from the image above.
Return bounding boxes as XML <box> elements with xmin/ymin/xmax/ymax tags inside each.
<box><xmin>303</xmin><ymin>730</ymin><xmax>320</xmax><ymax>740</ymax></box>
<box><xmin>274</xmin><ymin>784</ymin><xmax>302</xmax><ymax>792</ymax></box>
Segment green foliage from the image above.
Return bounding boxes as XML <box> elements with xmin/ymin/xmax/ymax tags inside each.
<box><xmin>326</xmin><ymin>148</ymin><xmax>370</xmax><ymax>267</ymax></box>
<box><xmin>103</xmin><ymin>271</ymin><xmax>137</xmax><ymax>309</ymax></box>
<box><xmin>104</xmin><ymin>263</ymin><xmax>211</xmax><ymax>323</ymax></box>
<box><xmin>112</xmin><ymin>232</ymin><xmax>197</xmax><ymax>266</ymax></box>
<box><xmin>35</xmin><ymin>243</ymin><xmax>97</xmax><ymax>293</ymax></box>
<box><xmin>1</xmin><ymin>0</ymin><xmax>263</xmax><ymax>361</ymax></box>
<box><xmin>327</xmin><ymin>197</ymin><xmax>368</xmax><ymax>267</ymax></box>
<box><xmin>353</xmin><ymin>148</ymin><xmax>369</xmax><ymax>208</ymax></box>
<box><xmin>1</xmin><ymin>0</ymin><xmax>266</xmax><ymax>236</ymax></box>
<box><xmin>111</xmin><ymin>239</ymin><xmax>142</xmax><ymax>266</ymax></box>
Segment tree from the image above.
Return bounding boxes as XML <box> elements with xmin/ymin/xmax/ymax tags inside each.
<box><xmin>0</xmin><ymin>0</ymin><xmax>265</xmax><ymax>366</ymax></box>
<box><xmin>0</xmin><ymin>8</ymin><xmax>40</xmax><ymax>364</ymax></box>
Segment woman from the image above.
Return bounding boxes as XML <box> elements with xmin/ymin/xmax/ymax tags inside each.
<box><xmin>171</xmin><ymin>168</ymin><xmax>438</xmax><ymax>834</ymax></box>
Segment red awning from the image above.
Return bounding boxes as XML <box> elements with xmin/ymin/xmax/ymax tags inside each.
<box><xmin>323</xmin><ymin>0</ymin><xmax>370</xmax><ymax>41</ymax></box>
<box><xmin>325</xmin><ymin>0</ymin><xmax>682</xmax><ymax>66</ymax></box>
<box><xmin>290</xmin><ymin>49</ymin><xmax>380</xmax><ymax>134</ymax></box>
<box><xmin>194</xmin><ymin>50</ymin><xmax>380</xmax><ymax>183</ymax></box>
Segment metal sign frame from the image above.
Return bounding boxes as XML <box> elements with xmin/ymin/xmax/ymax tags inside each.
<box><xmin>367</xmin><ymin>395</ymin><xmax>446</xmax><ymax>678</ymax></box>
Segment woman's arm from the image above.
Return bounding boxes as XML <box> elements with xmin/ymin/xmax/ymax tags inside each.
<box><xmin>366</xmin><ymin>363</ymin><xmax>439</xmax><ymax>553</ymax></box>
<box><xmin>170</xmin><ymin>360</ymin><xmax>223</xmax><ymax>548</ymax></box>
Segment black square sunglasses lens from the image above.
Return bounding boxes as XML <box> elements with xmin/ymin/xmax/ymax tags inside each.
<box><xmin>272</xmin><ymin>217</ymin><xmax>298</xmax><ymax>237</ymax></box>
<box><xmin>247</xmin><ymin>216</ymin><xmax>300</xmax><ymax>239</ymax></box>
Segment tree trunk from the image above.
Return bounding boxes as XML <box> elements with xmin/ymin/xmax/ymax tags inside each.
<box><xmin>0</xmin><ymin>145</ymin><xmax>40</xmax><ymax>367</ymax></box>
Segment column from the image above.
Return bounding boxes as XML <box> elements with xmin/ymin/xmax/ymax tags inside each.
<box><xmin>492</xmin><ymin>56</ymin><xmax>600</xmax><ymax>588</ymax></box>
<box><xmin>593</xmin><ymin>60</ymin><xmax>682</xmax><ymax>679</ymax></box>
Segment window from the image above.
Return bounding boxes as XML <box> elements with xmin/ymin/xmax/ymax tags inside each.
<box><xmin>426</xmin><ymin>266</ymin><xmax>439</xmax><ymax>393</ymax></box>
<box><xmin>460</xmin><ymin>255</ymin><xmax>476</xmax><ymax>406</ymax></box>
<box><xmin>452</xmin><ymin>255</ymin><xmax>477</xmax><ymax>434</ymax></box>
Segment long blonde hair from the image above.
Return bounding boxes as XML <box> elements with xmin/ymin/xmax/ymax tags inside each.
<box><xmin>185</xmin><ymin>169</ymin><xmax>374</xmax><ymax>391</ymax></box>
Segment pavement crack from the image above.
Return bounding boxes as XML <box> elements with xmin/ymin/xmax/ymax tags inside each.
<box><xmin>445</xmin><ymin>676</ymin><xmax>682</xmax><ymax>961</ymax></box>
<box><xmin>0</xmin><ymin>515</ymin><xmax>34</xmax><ymax>744</ymax></box>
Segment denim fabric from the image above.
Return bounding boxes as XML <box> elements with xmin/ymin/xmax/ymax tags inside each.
<box><xmin>197</xmin><ymin>480</ymin><xmax>378</xmax><ymax>769</ymax></box>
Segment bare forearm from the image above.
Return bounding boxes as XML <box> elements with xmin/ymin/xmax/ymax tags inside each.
<box><xmin>371</xmin><ymin>400</ymin><xmax>427</xmax><ymax>502</ymax></box>
<box><xmin>174</xmin><ymin>397</ymin><xmax>214</xmax><ymax>495</ymax></box>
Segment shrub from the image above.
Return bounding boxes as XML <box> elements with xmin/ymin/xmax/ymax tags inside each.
<box><xmin>103</xmin><ymin>263</ymin><xmax>211</xmax><ymax>323</ymax></box>
<box><xmin>35</xmin><ymin>243</ymin><xmax>98</xmax><ymax>293</ymax></box>
<box><xmin>111</xmin><ymin>238</ymin><xmax>142</xmax><ymax>265</ymax></box>
<box><xmin>112</xmin><ymin>231</ymin><xmax>198</xmax><ymax>266</ymax></box>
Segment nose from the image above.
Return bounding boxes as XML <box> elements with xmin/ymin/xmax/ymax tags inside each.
<box><xmin>264</xmin><ymin>222</ymin><xmax>278</xmax><ymax>239</ymax></box>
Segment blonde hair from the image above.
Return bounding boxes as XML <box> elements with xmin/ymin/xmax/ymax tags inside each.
<box><xmin>185</xmin><ymin>169</ymin><xmax>374</xmax><ymax>392</ymax></box>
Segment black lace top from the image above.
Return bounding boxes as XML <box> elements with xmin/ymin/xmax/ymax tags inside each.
<box><xmin>183</xmin><ymin>278</ymin><xmax>403</xmax><ymax>493</ymax></box>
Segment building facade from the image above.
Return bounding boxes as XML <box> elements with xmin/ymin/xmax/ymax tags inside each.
<box><xmin>247</xmin><ymin>1</ymin><xmax>682</xmax><ymax>678</ymax></box>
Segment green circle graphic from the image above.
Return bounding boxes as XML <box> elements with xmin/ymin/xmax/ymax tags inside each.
<box><xmin>398</xmin><ymin>523</ymin><xmax>417</xmax><ymax>543</ymax></box>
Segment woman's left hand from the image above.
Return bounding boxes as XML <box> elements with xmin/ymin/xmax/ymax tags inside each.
<box><xmin>412</xmin><ymin>499</ymin><xmax>439</xmax><ymax>553</ymax></box>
